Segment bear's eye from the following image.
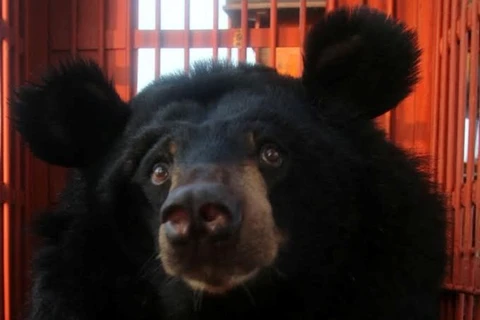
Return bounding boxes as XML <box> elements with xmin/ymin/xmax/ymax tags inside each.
<box><xmin>151</xmin><ymin>163</ymin><xmax>170</xmax><ymax>185</ymax></box>
<box><xmin>260</xmin><ymin>144</ymin><xmax>283</xmax><ymax>167</ymax></box>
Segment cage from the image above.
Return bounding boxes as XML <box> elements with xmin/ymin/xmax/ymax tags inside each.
<box><xmin>0</xmin><ymin>1</ymin><xmax>479</xmax><ymax>320</ymax></box>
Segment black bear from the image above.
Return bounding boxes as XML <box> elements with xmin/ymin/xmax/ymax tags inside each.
<box><xmin>11</xmin><ymin>6</ymin><xmax>447</xmax><ymax>320</ymax></box>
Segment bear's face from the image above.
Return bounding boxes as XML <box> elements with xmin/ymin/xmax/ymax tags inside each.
<box><xmin>121</xmin><ymin>82</ymin><xmax>316</xmax><ymax>293</ymax></box>
<box><xmin>11</xmin><ymin>6</ymin><xmax>427</xmax><ymax>299</ymax></box>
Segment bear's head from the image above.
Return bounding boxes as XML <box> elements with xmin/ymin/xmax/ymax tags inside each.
<box><xmin>11</xmin><ymin>6</ymin><xmax>445</xmax><ymax>315</ymax></box>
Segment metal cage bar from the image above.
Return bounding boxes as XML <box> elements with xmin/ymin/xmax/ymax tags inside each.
<box><xmin>1</xmin><ymin>0</ymin><xmax>10</xmax><ymax>319</ymax></box>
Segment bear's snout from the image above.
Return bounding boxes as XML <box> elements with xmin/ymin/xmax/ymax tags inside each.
<box><xmin>157</xmin><ymin>163</ymin><xmax>283</xmax><ymax>294</ymax></box>
<box><xmin>160</xmin><ymin>182</ymin><xmax>243</xmax><ymax>245</ymax></box>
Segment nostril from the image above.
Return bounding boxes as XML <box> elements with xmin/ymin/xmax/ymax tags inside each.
<box><xmin>199</xmin><ymin>203</ymin><xmax>232</xmax><ymax>235</ymax></box>
<box><xmin>163</xmin><ymin>206</ymin><xmax>191</xmax><ymax>244</ymax></box>
<box><xmin>165</xmin><ymin>206</ymin><xmax>190</xmax><ymax>224</ymax></box>
<box><xmin>200</xmin><ymin>203</ymin><xmax>230</xmax><ymax>222</ymax></box>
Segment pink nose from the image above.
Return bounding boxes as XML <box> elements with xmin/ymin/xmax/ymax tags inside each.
<box><xmin>160</xmin><ymin>183</ymin><xmax>242</xmax><ymax>245</ymax></box>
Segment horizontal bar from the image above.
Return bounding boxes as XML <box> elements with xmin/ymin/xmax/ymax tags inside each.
<box><xmin>439</xmin><ymin>37</ymin><xmax>480</xmax><ymax>54</ymax></box>
<box><xmin>0</xmin><ymin>19</ymin><xmax>9</xmax><ymax>41</ymax></box>
<box><xmin>56</xmin><ymin>6</ymin><xmax>480</xmax><ymax>53</ymax></box>
<box><xmin>50</xmin><ymin>27</ymin><xmax>306</xmax><ymax>51</ymax></box>
<box><xmin>0</xmin><ymin>182</ymin><xmax>6</xmax><ymax>204</ymax></box>
<box><xmin>457</xmin><ymin>247</ymin><xmax>480</xmax><ymax>256</ymax></box>
<box><xmin>135</xmin><ymin>27</ymin><xmax>303</xmax><ymax>48</ymax></box>
<box><xmin>0</xmin><ymin>184</ymin><xmax>25</xmax><ymax>206</ymax></box>
<box><xmin>441</xmin><ymin>4</ymin><xmax>480</xmax><ymax>43</ymax></box>
<box><xmin>223</xmin><ymin>0</ymin><xmax>325</xmax><ymax>11</ymax></box>
<box><xmin>443</xmin><ymin>283</ymin><xmax>480</xmax><ymax>296</ymax></box>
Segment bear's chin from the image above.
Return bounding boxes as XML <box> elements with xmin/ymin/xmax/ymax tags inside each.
<box><xmin>180</xmin><ymin>268</ymin><xmax>261</xmax><ymax>295</ymax></box>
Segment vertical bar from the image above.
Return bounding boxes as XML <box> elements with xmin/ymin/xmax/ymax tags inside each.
<box><xmin>438</xmin><ymin>0</ymin><xmax>450</xmax><ymax>188</ymax></box>
<box><xmin>0</xmin><ymin>28</ymin><xmax>3</xmax><ymax>316</ymax></box>
<box><xmin>1</xmin><ymin>1</ymin><xmax>10</xmax><ymax>320</ymax></box>
<box><xmin>212</xmin><ymin>0</ymin><xmax>219</xmax><ymax>60</ymax></box>
<box><xmin>382</xmin><ymin>0</ymin><xmax>394</xmax><ymax>138</ymax></box>
<box><xmin>446</xmin><ymin>0</ymin><xmax>459</xmax><ymax>286</ymax></box>
<box><xmin>476</xmin><ymin>295</ymin><xmax>480</xmax><ymax>320</ymax></box>
<box><xmin>466</xmin><ymin>296</ymin><xmax>474</xmax><ymax>320</ymax></box>
<box><xmin>125</xmin><ymin>0</ymin><xmax>134</xmax><ymax>99</ymax></box>
<box><xmin>253</xmin><ymin>13</ymin><xmax>261</xmax><ymax>63</ymax></box>
<box><xmin>299</xmin><ymin>0</ymin><xmax>306</xmax><ymax>74</ymax></box>
<box><xmin>22</xmin><ymin>0</ymin><xmax>32</xmax><ymax>315</ymax></box>
<box><xmin>457</xmin><ymin>294</ymin><xmax>466</xmax><ymax>320</ymax></box>
<box><xmin>269</xmin><ymin>0</ymin><xmax>277</xmax><ymax>68</ymax></box>
<box><xmin>454</xmin><ymin>0</ymin><xmax>467</xmax><ymax>289</ymax></box>
<box><xmin>367</xmin><ymin>0</ymin><xmax>388</xmax><ymax>145</ymax></box>
<box><xmin>367</xmin><ymin>0</ymin><xmax>385</xmax><ymax>12</ymax></box>
<box><xmin>448</xmin><ymin>295</ymin><xmax>453</xmax><ymax>320</ymax></box>
<box><xmin>71</xmin><ymin>0</ymin><xmax>77</xmax><ymax>54</ymax></box>
<box><xmin>386</xmin><ymin>0</ymin><xmax>394</xmax><ymax>15</ymax></box>
<box><xmin>438</xmin><ymin>0</ymin><xmax>452</xmax><ymax>286</ymax></box>
<box><xmin>472</xmin><ymin>0</ymin><xmax>480</xmax><ymax>291</ymax></box>
<box><xmin>465</xmin><ymin>0</ymin><xmax>478</xmax><ymax>289</ymax></box>
<box><xmin>184</xmin><ymin>0</ymin><xmax>189</xmax><ymax>72</ymax></box>
<box><xmin>155</xmin><ymin>0</ymin><xmax>161</xmax><ymax>78</ymax></box>
<box><xmin>98</xmin><ymin>0</ymin><xmax>105</xmax><ymax>67</ymax></box>
<box><xmin>446</xmin><ymin>0</ymin><xmax>459</xmax><ymax>190</ymax></box>
<box><xmin>12</xmin><ymin>0</ymin><xmax>22</xmax><ymax>316</ymax></box>
<box><xmin>326</xmin><ymin>0</ymin><xmax>336</xmax><ymax>12</ymax></box>
<box><xmin>431</xmin><ymin>0</ymin><xmax>443</xmax><ymax>179</ymax></box>
<box><xmin>239</xmin><ymin>0</ymin><xmax>247</xmax><ymax>62</ymax></box>
<box><xmin>227</xmin><ymin>17</ymin><xmax>232</xmax><ymax>61</ymax></box>
<box><xmin>299</xmin><ymin>0</ymin><xmax>306</xmax><ymax>46</ymax></box>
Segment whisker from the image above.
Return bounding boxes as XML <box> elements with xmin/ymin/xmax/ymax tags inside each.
<box><xmin>241</xmin><ymin>284</ymin><xmax>256</xmax><ymax>307</ymax></box>
<box><xmin>134</xmin><ymin>253</ymin><xmax>158</xmax><ymax>280</ymax></box>
<box><xmin>193</xmin><ymin>290</ymin><xmax>204</xmax><ymax>312</ymax></box>
<box><xmin>273</xmin><ymin>267</ymin><xmax>287</xmax><ymax>280</ymax></box>
<box><xmin>164</xmin><ymin>275</ymin><xmax>179</xmax><ymax>287</ymax></box>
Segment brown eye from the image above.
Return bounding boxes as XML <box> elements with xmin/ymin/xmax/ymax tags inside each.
<box><xmin>151</xmin><ymin>163</ymin><xmax>170</xmax><ymax>185</ymax></box>
<box><xmin>260</xmin><ymin>144</ymin><xmax>283</xmax><ymax>167</ymax></box>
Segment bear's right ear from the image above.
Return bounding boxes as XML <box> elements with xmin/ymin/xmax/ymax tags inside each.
<box><xmin>10</xmin><ymin>58</ymin><xmax>131</xmax><ymax>168</ymax></box>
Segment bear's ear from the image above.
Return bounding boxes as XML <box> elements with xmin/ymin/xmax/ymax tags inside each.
<box><xmin>301</xmin><ymin>6</ymin><xmax>421</xmax><ymax>119</ymax></box>
<box><xmin>10</xmin><ymin>58</ymin><xmax>131</xmax><ymax>168</ymax></box>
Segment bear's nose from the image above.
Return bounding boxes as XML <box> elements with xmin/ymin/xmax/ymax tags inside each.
<box><xmin>160</xmin><ymin>183</ymin><xmax>242</xmax><ymax>245</ymax></box>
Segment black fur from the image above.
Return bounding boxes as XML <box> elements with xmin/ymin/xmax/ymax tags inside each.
<box><xmin>12</xmin><ymin>6</ymin><xmax>446</xmax><ymax>320</ymax></box>
<box><xmin>302</xmin><ymin>6</ymin><xmax>421</xmax><ymax>119</ymax></box>
<box><xmin>10</xmin><ymin>58</ymin><xmax>131</xmax><ymax>167</ymax></box>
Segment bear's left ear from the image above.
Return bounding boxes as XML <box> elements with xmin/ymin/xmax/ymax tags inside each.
<box><xmin>10</xmin><ymin>58</ymin><xmax>131</xmax><ymax>168</ymax></box>
<box><xmin>301</xmin><ymin>6</ymin><xmax>421</xmax><ymax>119</ymax></box>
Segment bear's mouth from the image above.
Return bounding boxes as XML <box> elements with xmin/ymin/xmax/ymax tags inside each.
<box><xmin>158</xmin><ymin>226</ymin><xmax>274</xmax><ymax>294</ymax></box>
<box><xmin>181</xmin><ymin>267</ymin><xmax>261</xmax><ymax>294</ymax></box>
